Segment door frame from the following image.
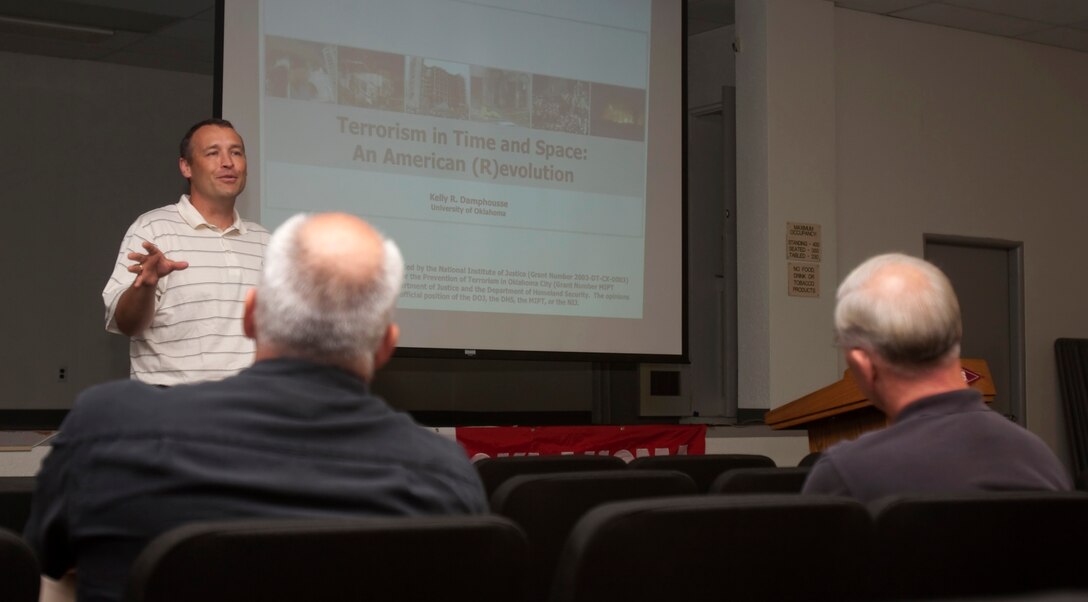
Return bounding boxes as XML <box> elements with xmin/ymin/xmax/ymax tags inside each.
<box><xmin>924</xmin><ymin>234</ymin><xmax>1025</xmax><ymax>424</ymax></box>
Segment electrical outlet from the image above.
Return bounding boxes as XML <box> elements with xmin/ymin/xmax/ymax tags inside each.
<box><xmin>57</xmin><ymin>366</ymin><xmax>68</xmax><ymax>383</ymax></box>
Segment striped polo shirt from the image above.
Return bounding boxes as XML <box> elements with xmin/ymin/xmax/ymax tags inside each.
<box><xmin>103</xmin><ymin>195</ymin><xmax>270</xmax><ymax>386</ymax></box>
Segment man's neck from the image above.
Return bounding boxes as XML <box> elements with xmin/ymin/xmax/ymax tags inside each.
<box><xmin>254</xmin><ymin>345</ymin><xmax>372</xmax><ymax>383</ymax></box>
<box><xmin>189</xmin><ymin>194</ymin><xmax>237</xmax><ymax>230</ymax></box>
<box><xmin>881</xmin><ymin>360</ymin><xmax>968</xmax><ymax>420</ymax></box>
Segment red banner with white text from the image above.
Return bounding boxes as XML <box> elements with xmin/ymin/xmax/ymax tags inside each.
<box><xmin>456</xmin><ymin>424</ymin><xmax>706</xmax><ymax>463</ymax></box>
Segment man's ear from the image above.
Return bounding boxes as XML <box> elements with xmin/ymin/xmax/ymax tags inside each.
<box><xmin>373</xmin><ymin>323</ymin><xmax>399</xmax><ymax>371</ymax></box>
<box><xmin>243</xmin><ymin>288</ymin><xmax>257</xmax><ymax>340</ymax></box>
<box><xmin>178</xmin><ymin>156</ymin><xmax>192</xmax><ymax>179</ymax></box>
<box><xmin>845</xmin><ymin>347</ymin><xmax>875</xmax><ymax>391</ymax></box>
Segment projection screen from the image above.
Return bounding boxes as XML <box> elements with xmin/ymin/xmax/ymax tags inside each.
<box><xmin>221</xmin><ymin>0</ymin><xmax>685</xmax><ymax>360</ymax></box>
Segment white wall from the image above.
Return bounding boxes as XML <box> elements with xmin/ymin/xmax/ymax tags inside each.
<box><xmin>736</xmin><ymin>0</ymin><xmax>839</xmax><ymax>410</ymax></box>
<box><xmin>0</xmin><ymin>51</ymin><xmax>212</xmax><ymax>409</ymax></box>
<box><xmin>735</xmin><ymin>1</ymin><xmax>1088</xmax><ymax>464</ymax></box>
<box><xmin>834</xmin><ymin>8</ymin><xmax>1088</xmax><ymax>458</ymax></box>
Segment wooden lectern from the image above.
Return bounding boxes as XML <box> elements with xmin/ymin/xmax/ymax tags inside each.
<box><xmin>765</xmin><ymin>358</ymin><xmax>995</xmax><ymax>453</ymax></box>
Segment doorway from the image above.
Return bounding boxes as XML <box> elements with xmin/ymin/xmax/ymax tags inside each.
<box><xmin>924</xmin><ymin>236</ymin><xmax>1025</xmax><ymax>424</ymax></box>
<box><xmin>680</xmin><ymin>86</ymin><xmax>737</xmax><ymax>423</ymax></box>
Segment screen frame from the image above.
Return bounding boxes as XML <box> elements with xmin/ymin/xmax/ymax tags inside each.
<box><xmin>214</xmin><ymin>0</ymin><xmax>689</xmax><ymax>364</ymax></box>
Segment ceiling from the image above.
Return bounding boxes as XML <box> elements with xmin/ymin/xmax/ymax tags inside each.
<box><xmin>1</xmin><ymin>0</ymin><xmax>1087</xmax><ymax>75</ymax></box>
<box><xmin>690</xmin><ymin>1</ymin><xmax>1088</xmax><ymax>50</ymax></box>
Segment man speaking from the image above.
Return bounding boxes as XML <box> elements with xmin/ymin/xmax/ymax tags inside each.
<box><xmin>103</xmin><ymin>118</ymin><xmax>269</xmax><ymax>385</ymax></box>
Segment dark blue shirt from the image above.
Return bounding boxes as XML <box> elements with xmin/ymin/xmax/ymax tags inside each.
<box><xmin>24</xmin><ymin>358</ymin><xmax>487</xmax><ymax>602</ymax></box>
<box><xmin>802</xmin><ymin>388</ymin><xmax>1072</xmax><ymax>503</ymax></box>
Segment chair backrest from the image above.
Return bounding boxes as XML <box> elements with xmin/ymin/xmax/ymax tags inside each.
<box><xmin>490</xmin><ymin>469</ymin><xmax>697</xmax><ymax>602</ymax></box>
<box><xmin>474</xmin><ymin>455</ymin><xmax>627</xmax><ymax>499</ymax></box>
<box><xmin>893</xmin><ymin>591</ymin><xmax>1088</xmax><ymax>602</ymax></box>
<box><xmin>869</xmin><ymin>491</ymin><xmax>1088</xmax><ymax>600</ymax></box>
<box><xmin>709</xmin><ymin>466</ymin><xmax>810</xmax><ymax>494</ymax></box>
<box><xmin>124</xmin><ymin>515</ymin><xmax>528</xmax><ymax>602</ymax></box>
<box><xmin>626</xmin><ymin>454</ymin><xmax>776</xmax><ymax>492</ymax></box>
<box><xmin>550</xmin><ymin>494</ymin><xmax>875</xmax><ymax>602</ymax></box>
<box><xmin>798</xmin><ymin>451</ymin><xmax>823</xmax><ymax>467</ymax></box>
<box><xmin>1055</xmin><ymin>338</ymin><xmax>1088</xmax><ymax>477</ymax></box>
<box><xmin>0</xmin><ymin>477</ymin><xmax>36</xmax><ymax>533</ymax></box>
<box><xmin>0</xmin><ymin>528</ymin><xmax>39</xmax><ymax>602</ymax></box>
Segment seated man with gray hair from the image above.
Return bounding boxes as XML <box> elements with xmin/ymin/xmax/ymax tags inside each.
<box><xmin>26</xmin><ymin>213</ymin><xmax>488</xmax><ymax>602</ymax></box>
<box><xmin>802</xmin><ymin>252</ymin><xmax>1071</xmax><ymax>502</ymax></box>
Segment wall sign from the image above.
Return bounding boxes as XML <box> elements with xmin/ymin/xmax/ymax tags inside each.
<box><xmin>788</xmin><ymin>262</ymin><xmax>820</xmax><ymax>297</ymax></box>
<box><xmin>456</xmin><ymin>425</ymin><xmax>707</xmax><ymax>462</ymax></box>
<box><xmin>787</xmin><ymin>222</ymin><xmax>821</xmax><ymax>262</ymax></box>
<box><xmin>787</xmin><ymin>222</ymin><xmax>821</xmax><ymax>298</ymax></box>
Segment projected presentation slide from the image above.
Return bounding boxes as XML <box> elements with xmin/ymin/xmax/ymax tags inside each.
<box><xmin>259</xmin><ymin>0</ymin><xmax>651</xmax><ymax>320</ymax></box>
<box><xmin>226</xmin><ymin>0</ymin><xmax>683</xmax><ymax>356</ymax></box>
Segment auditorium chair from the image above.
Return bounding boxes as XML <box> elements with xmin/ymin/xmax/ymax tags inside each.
<box><xmin>798</xmin><ymin>451</ymin><xmax>823</xmax><ymax>467</ymax></box>
<box><xmin>124</xmin><ymin>515</ymin><xmax>528</xmax><ymax>602</ymax></box>
<box><xmin>550</xmin><ymin>494</ymin><xmax>876</xmax><ymax>602</ymax></box>
<box><xmin>868</xmin><ymin>491</ymin><xmax>1088</xmax><ymax>600</ymax></box>
<box><xmin>474</xmin><ymin>454</ymin><xmax>627</xmax><ymax>499</ymax></box>
<box><xmin>490</xmin><ymin>469</ymin><xmax>697</xmax><ymax>602</ymax></box>
<box><xmin>708</xmin><ymin>466</ymin><xmax>810</xmax><ymax>494</ymax></box>
<box><xmin>0</xmin><ymin>528</ymin><xmax>39</xmax><ymax>602</ymax></box>
<box><xmin>895</xmin><ymin>591</ymin><xmax>1088</xmax><ymax>602</ymax></box>
<box><xmin>626</xmin><ymin>453</ymin><xmax>775</xmax><ymax>492</ymax></box>
<box><xmin>0</xmin><ymin>477</ymin><xmax>36</xmax><ymax>533</ymax></box>
<box><xmin>1055</xmin><ymin>338</ymin><xmax>1088</xmax><ymax>481</ymax></box>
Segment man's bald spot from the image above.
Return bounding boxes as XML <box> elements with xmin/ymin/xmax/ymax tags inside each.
<box><xmin>296</xmin><ymin>213</ymin><xmax>385</xmax><ymax>284</ymax></box>
<box><xmin>863</xmin><ymin>261</ymin><xmax>931</xmax><ymax>300</ymax></box>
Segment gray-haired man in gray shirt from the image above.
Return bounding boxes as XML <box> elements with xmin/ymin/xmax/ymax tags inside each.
<box><xmin>802</xmin><ymin>253</ymin><xmax>1071</xmax><ymax>502</ymax></box>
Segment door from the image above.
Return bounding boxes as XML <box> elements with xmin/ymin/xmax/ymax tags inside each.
<box><xmin>924</xmin><ymin>236</ymin><xmax>1024</xmax><ymax>424</ymax></box>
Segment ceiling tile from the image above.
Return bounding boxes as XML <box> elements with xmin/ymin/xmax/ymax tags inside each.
<box><xmin>157</xmin><ymin>17</ymin><xmax>213</xmax><ymax>41</ymax></box>
<box><xmin>0</xmin><ymin>32</ymin><xmax>114</xmax><ymax>60</ymax></box>
<box><xmin>891</xmin><ymin>3</ymin><xmax>1052</xmax><ymax>37</ymax></box>
<box><xmin>834</xmin><ymin>0</ymin><xmax>930</xmax><ymax>15</ymax></box>
<box><xmin>121</xmin><ymin>32</ymin><xmax>213</xmax><ymax>62</ymax></box>
<box><xmin>942</xmin><ymin>0</ymin><xmax>1088</xmax><ymax>26</ymax></box>
<box><xmin>0</xmin><ymin>29</ymin><xmax>143</xmax><ymax>58</ymax></box>
<box><xmin>0</xmin><ymin>15</ymin><xmax>115</xmax><ymax>42</ymax></box>
<box><xmin>101</xmin><ymin>49</ymin><xmax>212</xmax><ymax>74</ymax></box>
<box><xmin>4</xmin><ymin>0</ymin><xmax>1087</xmax><ymax>74</ymax></box>
<box><xmin>68</xmin><ymin>0</ymin><xmax>214</xmax><ymax>19</ymax></box>
<box><xmin>0</xmin><ymin>1</ymin><xmax>180</xmax><ymax>33</ymax></box>
<box><xmin>1018</xmin><ymin>26</ymin><xmax>1088</xmax><ymax>52</ymax></box>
